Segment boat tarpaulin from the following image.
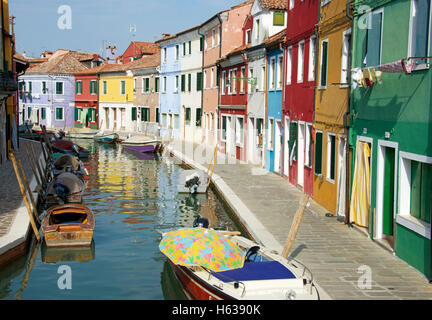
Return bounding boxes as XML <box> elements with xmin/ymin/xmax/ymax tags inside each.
<box><xmin>349</xmin><ymin>141</ymin><xmax>371</xmax><ymax>227</ymax></box>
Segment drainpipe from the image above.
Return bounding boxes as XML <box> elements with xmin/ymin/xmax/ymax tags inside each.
<box><xmin>216</xmin><ymin>14</ymin><xmax>223</xmax><ymax>146</ymax></box>
<box><xmin>344</xmin><ymin>0</ymin><xmax>355</xmax><ymax>225</ymax></box>
<box><xmin>197</xmin><ymin>27</ymin><xmax>205</xmax><ymax>143</ymax></box>
<box><xmin>279</xmin><ymin>41</ymin><xmax>285</xmax><ymax>176</ymax></box>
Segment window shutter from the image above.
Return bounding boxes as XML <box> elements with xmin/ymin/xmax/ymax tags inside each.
<box><xmin>366</xmin><ymin>12</ymin><xmax>382</xmax><ymax>66</ymax></box>
<box><xmin>197</xmin><ymin>72</ymin><xmax>203</xmax><ymax>91</ymax></box>
<box><xmin>41</xmin><ymin>108</ymin><xmax>46</xmax><ymax>120</ymax></box>
<box><xmin>411</xmin><ymin>161</ymin><xmax>422</xmax><ymax>220</ymax></box>
<box><xmin>315</xmin><ymin>132</ymin><xmax>323</xmax><ymax>175</ymax></box>
<box><xmin>289</xmin><ymin>122</ymin><xmax>298</xmax><ymax>160</ymax></box>
<box><xmin>155</xmin><ymin>78</ymin><xmax>159</xmax><ymax>92</ymax></box>
<box><xmin>414</xmin><ymin>0</ymin><xmax>431</xmax><ymax>60</ymax></box>
<box><xmin>320</xmin><ymin>41</ymin><xmax>328</xmax><ymax>87</ymax></box>
<box><xmin>273</xmin><ymin>11</ymin><xmax>285</xmax><ymax>26</ymax></box>
<box><xmin>196</xmin><ymin>108</ymin><xmax>202</xmax><ymax>127</ymax></box>
<box><xmin>188</xmin><ymin>74</ymin><xmax>192</xmax><ymax>91</ymax></box>
<box><xmin>76</xmin><ymin>82</ymin><xmax>79</xmax><ymax>94</ymax></box>
<box><xmin>132</xmin><ymin>107</ymin><xmax>137</xmax><ymax>121</ymax></box>
<box><xmin>330</xmin><ymin>135</ymin><xmax>336</xmax><ymax>180</ymax></box>
<box><xmin>181</xmin><ymin>74</ymin><xmax>186</xmax><ymax>92</ymax></box>
<box><xmin>420</xmin><ymin>163</ymin><xmax>432</xmax><ymax>223</ymax></box>
<box><xmin>74</xmin><ymin>108</ymin><xmax>79</xmax><ymax>121</ymax></box>
<box><xmin>200</xmin><ymin>37</ymin><xmax>204</xmax><ymax>51</ymax></box>
<box><xmin>189</xmin><ymin>41</ymin><xmax>192</xmax><ymax>54</ymax></box>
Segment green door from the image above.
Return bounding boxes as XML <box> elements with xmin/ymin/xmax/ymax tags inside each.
<box><xmin>383</xmin><ymin>147</ymin><xmax>395</xmax><ymax>235</ymax></box>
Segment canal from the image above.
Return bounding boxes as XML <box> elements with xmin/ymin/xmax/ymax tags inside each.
<box><xmin>0</xmin><ymin>140</ymin><xmax>244</xmax><ymax>299</ymax></box>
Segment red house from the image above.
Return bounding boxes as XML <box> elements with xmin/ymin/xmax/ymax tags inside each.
<box><xmin>218</xmin><ymin>42</ymin><xmax>250</xmax><ymax>162</ymax></box>
<box><xmin>118</xmin><ymin>41</ymin><xmax>160</xmax><ymax>64</ymax></box>
<box><xmin>74</xmin><ymin>66</ymin><xmax>102</xmax><ymax>129</ymax></box>
<box><xmin>282</xmin><ymin>0</ymin><xmax>319</xmax><ymax>196</ymax></box>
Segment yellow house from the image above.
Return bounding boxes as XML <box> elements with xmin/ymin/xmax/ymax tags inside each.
<box><xmin>313</xmin><ymin>0</ymin><xmax>352</xmax><ymax>218</ymax></box>
<box><xmin>98</xmin><ymin>64</ymin><xmax>135</xmax><ymax>131</ymax></box>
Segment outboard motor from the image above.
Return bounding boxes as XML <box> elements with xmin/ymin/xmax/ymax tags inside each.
<box><xmin>53</xmin><ymin>183</ymin><xmax>70</xmax><ymax>203</ymax></box>
<box><xmin>185</xmin><ymin>173</ymin><xmax>201</xmax><ymax>194</ymax></box>
<box><xmin>193</xmin><ymin>216</ymin><xmax>209</xmax><ymax>228</ymax></box>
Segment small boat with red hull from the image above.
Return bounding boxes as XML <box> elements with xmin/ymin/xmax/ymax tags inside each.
<box><xmin>166</xmin><ymin>233</ymin><xmax>320</xmax><ymax>300</ymax></box>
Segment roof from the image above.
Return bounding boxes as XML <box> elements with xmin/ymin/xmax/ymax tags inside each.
<box><xmin>131</xmin><ymin>42</ymin><xmax>160</xmax><ymax>55</ymax></box>
<box><xmin>126</xmin><ymin>52</ymin><xmax>161</xmax><ymax>70</ymax></box>
<box><xmin>258</xmin><ymin>0</ymin><xmax>287</xmax><ymax>10</ymax></box>
<box><xmin>26</xmin><ymin>51</ymin><xmax>87</xmax><ymax>74</ymax></box>
<box><xmin>263</xmin><ymin>29</ymin><xmax>286</xmax><ymax>46</ymax></box>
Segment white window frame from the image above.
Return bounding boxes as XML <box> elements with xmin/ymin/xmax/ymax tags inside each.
<box><xmin>341</xmin><ymin>29</ymin><xmax>352</xmax><ymax>88</ymax></box>
<box><xmin>163</xmin><ymin>47</ymin><xmax>167</xmax><ymax>63</ymax></box>
<box><xmin>308</xmin><ymin>35</ymin><xmax>316</xmax><ymax>82</ymax></box>
<box><xmin>55</xmin><ymin>107</ymin><xmax>64</xmax><ymax>121</ymax></box>
<box><xmin>90</xmin><ymin>80</ymin><xmax>97</xmax><ymax>95</ymax></box>
<box><xmin>76</xmin><ymin>80</ymin><xmax>83</xmax><ymax>95</ymax></box>
<box><xmin>286</xmin><ymin>46</ymin><xmax>292</xmax><ymax>85</ymax></box>
<box><xmin>175</xmin><ymin>45</ymin><xmax>179</xmax><ymax>60</ymax></box>
<box><xmin>142</xmin><ymin>77</ymin><xmax>150</xmax><ymax>93</ymax></box>
<box><xmin>174</xmin><ymin>75</ymin><xmax>179</xmax><ymax>93</ymax></box>
<box><xmin>212</xmin><ymin>28</ymin><xmax>216</xmax><ymax>48</ymax></box>
<box><xmin>297</xmin><ymin>41</ymin><xmax>305</xmax><ymax>83</ymax></box>
<box><xmin>221</xmin><ymin>71</ymin><xmax>226</xmax><ymax>95</ymax></box>
<box><xmin>248</xmin><ymin>68</ymin><xmax>254</xmax><ymax>93</ymax></box>
<box><xmin>398</xmin><ymin>151</ymin><xmax>432</xmax><ymax>239</ymax></box>
<box><xmin>408</xmin><ymin>0</ymin><xmax>432</xmax><ymax>70</ymax></box>
<box><xmin>305</xmin><ymin>123</ymin><xmax>313</xmax><ymax>168</ymax></box>
<box><xmin>255</xmin><ymin>19</ymin><xmax>260</xmax><ymax>41</ymax></box>
<box><xmin>261</xmin><ymin>66</ymin><xmax>266</xmax><ymax>91</ymax></box>
<box><xmin>211</xmin><ymin>68</ymin><xmax>215</xmax><ymax>88</ymax></box>
<box><xmin>267</xmin><ymin>117</ymin><xmax>274</xmax><ymax>151</ymax></box>
<box><xmin>277</xmin><ymin>54</ymin><xmax>283</xmax><ymax>90</ymax></box>
<box><xmin>246</xmin><ymin>29</ymin><xmax>252</xmax><ymax>44</ymax></box>
<box><xmin>235</xmin><ymin>115</ymin><xmax>245</xmax><ymax>147</ymax></box>
<box><xmin>326</xmin><ymin>132</ymin><xmax>336</xmax><ymax>183</ymax></box>
<box><xmin>55</xmin><ymin>81</ymin><xmax>64</xmax><ymax>95</ymax></box>
<box><xmin>221</xmin><ymin>114</ymin><xmax>228</xmax><ymax>142</ymax></box>
<box><xmin>240</xmin><ymin>66</ymin><xmax>246</xmax><ymax>93</ymax></box>
<box><xmin>270</xmin><ymin>57</ymin><xmax>276</xmax><ymax>90</ymax></box>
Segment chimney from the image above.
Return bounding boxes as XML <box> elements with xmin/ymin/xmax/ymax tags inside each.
<box><xmin>106</xmin><ymin>45</ymin><xmax>117</xmax><ymax>64</ymax></box>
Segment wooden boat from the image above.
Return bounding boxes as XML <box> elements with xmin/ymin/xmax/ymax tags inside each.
<box><xmin>66</xmin><ymin>128</ymin><xmax>98</xmax><ymax>139</ymax></box>
<box><xmin>52</xmin><ymin>140</ymin><xmax>90</xmax><ymax>159</ymax></box>
<box><xmin>49</xmin><ymin>154</ymin><xmax>88</xmax><ymax>179</ymax></box>
<box><xmin>45</xmin><ymin>172</ymin><xmax>86</xmax><ymax>205</ymax></box>
<box><xmin>41</xmin><ymin>204</ymin><xmax>95</xmax><ymax>247</ymax></box>
<box><xmin>120</xmin><ymin>135</ymin><xmax>161</xmax><ymax>153</ymax></box>
<box><xmin>18</xmin><ymin>122</ymin><xmax>33</xmax><ymax>133</ymax></box>
<box><xmin>167</xmin><ymin>231</ymin><xmax>320</xmax><ymax>300</ymax></box>
<box><xmin>93</xmin><ymin>132</ymin><xmax>119</xmax><ymax>144</ymax></box>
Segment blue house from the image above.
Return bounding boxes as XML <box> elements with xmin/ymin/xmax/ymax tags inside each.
<box><xmin>156</xmin><ymin>34</ymin><xmax>182</xmax><ymax>139</ymax></box>
<box><xmin>265</xmin><ymin>31</ymin><xmax>285</xmax><ymax>174</ymax></box>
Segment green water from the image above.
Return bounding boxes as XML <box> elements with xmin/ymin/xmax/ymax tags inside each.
<box><xmin>0</xmin><ymin>140</ymin><xmax>241</xmax><ymax>300</ymax></box>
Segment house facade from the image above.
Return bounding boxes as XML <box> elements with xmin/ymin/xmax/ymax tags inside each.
<box><xmin>283</xmin><ymin>0</ymin><xmax>319</xmax><ymax>196</ymax></box>
<box><xmin>74</xmin><ymin>68</ymin><xmax>100</xmax><ymax>129</ymax></box>
<box><xmin>313</xmin><ymin>0</ymin><xmax>352</xmax><ymax>219</ymax></box>
<box><xmin>98</xmin><ymin>64</ymin><xmax>135</xmax><ymax>131</ymax></box>
<box><xmin>156</xmin><ymin>35</ymin><xmax>182</xmax><ymax>139</ymax></box>
<box><xmin>117</xmin><ymin>41</ymin><xmax>160</xmax><ymax>64</ymax></box>
<box><xmin>350</xmin><ymin>0</ymin><xmax>432</xmax><ymax>279</ymax></box>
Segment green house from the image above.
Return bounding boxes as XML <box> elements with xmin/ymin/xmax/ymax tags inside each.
<box><xmin>350</xmin><ymin>0</ymin><xmax>431</xmax><ymax>279</ymax></box>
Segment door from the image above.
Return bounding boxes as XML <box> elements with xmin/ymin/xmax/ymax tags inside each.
<box><xmin>336</xmin><ymin>137</ymin><xmax>347</xmax><ymax>218</ymax></box>
<box><xmin>105</xmin><ymin>108</ymin><xmax>109</xmax><ymax>129</ymax></box>
<box><xmin>297</xmin><ymin>123</ymin><xmax>305</xmax><ymax>187</ymax></box>
<box><xmin>274</xmin><ymin>120</ymin><xmax>282</xmax><ymax>173</ymax></box>
<box><xmin>113</xmin><ymin>108</ymin><xmax>117</xmax><ymax>130</ymax></box>
<box><xmin>382</xmin><ymin>147</ymin><xmax>395</xmax><ymax>236</ymax></box>
<box><xmin>248</xmin><ymin>117</ymin><xmax>254</xmax><ymax>163</ymax></box>
<box><xmin>46</xmin><ymin>107</ymin><xmax>52</xmax><ymax>128</ymax></box>
<box><xmin>284</xmin><ymin>117</ymin><xmax>289</xmax><ymax>177</ymax></box>
<box><xmin>121</xmin><ymin>108</ymin><xmax>126</xmax><ymax>130</ymax></box>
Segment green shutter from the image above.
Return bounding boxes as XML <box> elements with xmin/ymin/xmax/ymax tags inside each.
<box><xmin>200</xmin><ymin>37</ymin><xmax>204</xmax><ymax>51</ymax></box>
<box><xmin>188</xmin><ymin>74</ymin><xmax>192</xmax><ymax>91</ymax></box>
<box><xmin>132</xmin><ymin>107</ymin><xmax>137</xmax><ymax>121</ymax></box>
<box><xmin>289</xmin><ymin>122</ymin><xmax>298</xmax><ymax>160</ymax></box>
<box><xmin>41</xmin><ymin>108</ymin><xmax>46</xmax><ymax>120</ymax></box>
<box><xmin>196</xmin><ymin>108</ymin><xmax>202</xmax><ymax>127</ymax></box>
<box><xmin>315</xmin><ymin>132</ymin><xmax>323</xmax><ymax>175</ymax></box>
<box><xmin>197</xmin><ymin>72</ymin><xmax>203</xmax><ymax>91</ymax></box>
<box><xmin>56</xmin><ymin>108</ymin><xmax>63</xmax><ymax>120</ymax></box>
<box><xmin>330</xmin><ymin>135</ymin><xmax>336</xmax><ymax>180</ymax></box>
<box><xmin>366</xmin><ymin>12</ymin><xmax>382</xmax><ymax>67</ymax></box>
<box><xmin>181</xmin><ymin>74</ymin><xmax>186</xmax><ymax>92</ymax></box>
<box><xmin>156</xmin><ymin>108</ymin><xmax>160</xmax><ymax>123</ymax></box>
<box><xmin>320</xmin><ymin>41</ymin><xmax>328</xmax><ymax>87</ymax></box>
<box><xmin>273</xmin><ymin>11</ymin><xmax>285</xmax><ymax>26</ymax></box>
<box><xmin>413</xmin><ymin>162</ymin><xmax>432</xmax><ymax>223</ymax></box>
<box><xmin>415</xmin><ymin>0</ymin><xmax>430</xmax><ymax>62</ymax></box>
<box><xmin>56</xmin><ymin>82</ymin><xmax>63</xmax><ymax>94</ymax></box>
<box><xmin>155</xmin><ymin>77</ymin><xmax>159</xmax><ymax>93</ymax></box>
<box><xmin>74</xmin><ymin>108</ymin><xmax>79</xmax><ymax>121</ymax></box>
<box><xmin>189</xmin><ymin>41</ymin><xmax>192</xmax><ymax>54</ymax></box>
<box><xmin>27</xmin><ymin>107</ymin><xmax>31</xmax><ymax>119</ymax></box>
<box><xmin>28</xmin><ymin>82</ymin><xmax>32</xmax><ymax>93</ymax></box>
<box><xmin>411</xmin><ymin>161</ymin><xmax>422</xmax><ymax>220</ymax></box>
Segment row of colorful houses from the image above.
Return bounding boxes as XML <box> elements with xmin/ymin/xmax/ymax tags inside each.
<box><xmin>17</xmin><ymin>0</ymin><xmax>432</xmax><ymax>280</ymax></box>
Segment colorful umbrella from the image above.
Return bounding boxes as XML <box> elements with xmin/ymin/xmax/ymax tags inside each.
<box><xmin>159</xmin><ymin>227</ymin><xmax>245</xmax><ymax>272</ymax></box>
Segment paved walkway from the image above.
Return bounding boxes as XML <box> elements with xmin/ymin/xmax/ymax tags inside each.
<box><xmin>166</xmin><ymin>139</ymin><xmax>432</xmax><ymax>300</ymax></box>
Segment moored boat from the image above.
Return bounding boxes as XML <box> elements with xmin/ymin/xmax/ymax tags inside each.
<box><xmin>52</xmin><ymin>140</ymin><xmax>90</xmax><ymax>159</ymax></box>
<box><xmin>41</xmin><ymin>204</ymin><xmax>95</xmax><ymax>247</ymax></box>
<box><xmin>45</xmin><ymin>172</ymin><xmax>86</xmax><ymax>205</ymax></box>
<box><xmin>120</xmin><ymin>135</ymin><xmax>161</xmax><ymax>153</ymax></box>
<box><xmin>164</xmin><ymin>231</ymin><xmax>320</xmax><ymax>300</ymax></box>
<box><xmin>93</xmin><ymin>132</ymin><xmax>119</xmax><ymax>144</ymax></box>
<box><xmin>49</xmin><ymin>154</ymin><xmax>88</xmax><ymax>179</ymax></box>
<box><xmin>66</xmin><ymin>128</ymin><xmax>98</xmax><ymax>139</ymax></box>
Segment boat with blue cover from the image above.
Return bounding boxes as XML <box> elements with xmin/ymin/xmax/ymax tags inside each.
<box><xmin>93</xmin><ymin>132</ymin><xmax>119</xmax><ymax>144</ymax></box>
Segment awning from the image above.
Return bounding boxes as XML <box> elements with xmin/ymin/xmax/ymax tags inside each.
<box><xmin>218</xmin><ymin>105</ymin><xmax>245</xmax><ymax>110</ymax></box>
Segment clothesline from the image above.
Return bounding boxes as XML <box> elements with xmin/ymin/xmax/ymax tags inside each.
<box><xmin>343</xmin><ymin>56</ymin><xmax>432</xmax><ymax>74</ymax></box>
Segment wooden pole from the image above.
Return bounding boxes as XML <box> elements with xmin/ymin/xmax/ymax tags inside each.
<box><xmin>29</xmin><ymin>142</ymin><xmax>46</xmax><ymax>185</ymax></box>
<box><xmin>39</xmin><ymin>138</ymin><xmax>48</xmax><ymax>164</ymax></box>
<box><xmin>17</xmin><ymin>159</ymin><xmax>40</xmax><ymax>224</ymax></box>
<box><xmin>206</xmin><ymin>146</ymin><xmax>218</xmax><ymax>192</ymax></box>
<box><xmin>281</xmin><ymin>194</ymin><xmax>310</xmax><ymax>259</ymax></box>
<box><xmin>9</xmin><ymin>153</ymin><xmax>40</xmax><ymax>242</ymax></box>
<box><xmin>23</xmin><ymin>144</ymin><xmax>43</xmax><ymax>190</ymax></box>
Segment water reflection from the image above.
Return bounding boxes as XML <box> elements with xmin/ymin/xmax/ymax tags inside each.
<box><xmin>0</xmin><ymin>140</ymin><xmax>241</xmax><ymax>300</ymax></box>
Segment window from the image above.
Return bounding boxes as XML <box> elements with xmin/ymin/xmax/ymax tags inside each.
<box><xmin>341</xmin><ymin>29</ymin><xmax>352</xmax><ymax>86</ymax></box>
<box><xmin>188</xmin><ymin>74</ymin><xmax>192</xmax><ymax>92</ymax></box>
<box><xmin>219</xmin><ymin>26</ymin><xmax>222</xmax><ymax>44</ymax></box>
<box><xmin>120</xmin><ymin>80</ymin><xmax>126</xmax><ymax>95</ymax></box>
<box><xmin>175</xmin><ymin>45</ymin><xmax>179</xmax><ymax>60</ymax></box>
<box><xmin>289</xmin><ymin>0</ymin><xmax>294</xmax><ymax>10</ymax></box>
<box><xmin>297</xmin><ymin>41</ymin><xmax>304</xmax><ymax>83</ymax></box>
<box><xmin>163</xmin><ymin>48</ymin><xmax>167</xmax><ymax>62</ymax></box>
<box><xmin>90</xmin><ymin>80</ymin><xmax>97</xmax><ymax>95</ymax></box>
<box><xmin>131</xmin><ymin>107</ymin><xmax>137</xmax><ymax>121</ymax></box>
<box><xmin>41</xmin><ymin>107</ymin><xmax>46</xmax><ymax>120</ymax></box>
<box><xmin>28</xmin><ymin>81</ymin><xmax>32</xmax><ymax>93</ymax></box>
<box><xmin>103</xmin><ymin>81</ymin><xmax>107</xmax><ymax>95</ymax></box>
<box><xmin>261</xmin><ymin>66</ymin><xmax>266</xmax><ymax>91</ymax></box>
<box><xmin>185</xmin><ymin>107</ymin><xmax>191</xmax><ymax>125</ymax></box>
<box><xmin>221</xmin><ymin>115</ymin><xmax>227</xmax><ymax>141</ymax></box>
<box><xmin>76</xmin><ymin>80</ymin><xmax>83</xmax><ymax>95</ymax></box>
<box><xmin>270</xmin><ymin>57</ymin><xmax>276</xmax><ymax>90</ymax></box>
<box><xmin>246</xmin><ymin>29</ymin><xmax>252</xmax><ymax>44</ymax></box>
<box><xmin>42</xmin><ymin>81</ymin><xmax>47</xmax><ymax>94</ymax></box>
<box><xmin>289</xmin><ymin>122</ymin><xmax>298</xmax><ymax>161</ymax></box>
<box><xmin>327</xmin><ymin>133</ymin><xmax>336</xmax><ymax>182</ymax></box>
<box><xmin>319</xmin><ymin>40</ymin><xmax>329</xmax><ymax>88</ymax></box>
<box><xmin>200</xmin><ymin>37</ymin><xmax>204</xmax><ymax>51</ymax></box>
<box><xmin>55</xmin><ymin>107</ymin><xmax>64</xmax><ymax>120</ymax></box>
<box><xmin>232</xmin><ymin>69</ymin><xmax>237</xmax><ymax>93</ymax></box>
<box><xmin>308</xmin><ymin>36</ymin><xmax>316</xmax><ymax>81</ymax></box>
<box><xmin>155</xmin><ymin>107</ymin><xmax>160</xmax><ymax>123</ymax></box>
<box><xmin>196</xmin><ymin>108</ymin><xmax>202</xmax><ymax>127</ymax></box>
<box><xmin>142</xmin><ymin>78</ymin><xmax>150</xmax><ymax>93</ymax></box>
<box><xmin>133</xmin><ymin>77</ymin><xmax>137</xmax><ymax>92</ymax></box>
<box><xmin>163</xmin><ymin>77</ymin><xmax>167</xmax><ymax>92</ymax></box>
<box><xmin>305</xmin><ymin>124</ymin><xmax>313</xmax><ymax>167</ymax></box>
<box><xmin>181</xmin><ymin>74</ymin><xmax>186</xmax><ymax>92</ymax></box>
<box><xmin>255</xmin><ymin>19</ymin><xmax>260</xmax><ymax>41</ymax></box>
<box><xmin>236</xmin><ymin>117</ymin><xmax>244</xmax><ymax>145</ymax></box>
<box><xmin>287</xmin><ymin>46</ymin><xmax>292</xmax><ymax>84</ymax></box>
<box><xmin>27</xmin><ymin>107</ymin><xmax>31</xmax><ymax>119</ymax></box>
<box><xmin>277</xmin><ymin>55</ymin><xmax>283</xmax><ymax>89</ymax></box>
<box><xmin>162</xmin><ymin>113</ymin><xmax>167</xmax><ymax>127</ymax></box>
<box><xmin>141</xmin><ymin>107</ymin><xmax>150</xmax><ymax>122</ymax></box>
<box><xmin>55</xmin><ymin>82</ymin><xmax>63</xmax><ymax>95</ymax></box>
<box><xmin>248</xmin><ymin>68</ymin><xmax>254</xmax><ymax>92</ymax></box>
<box><xmin>273</xmin><ymin>11</ymin><xmax>285</xmax><ymax>26</ymax></box>
<box><xmin>409</xmin><ymin>161</ymin><xmax>431</xmax><ymax>223</ymax></box>
<box><xmin>268</xmin><ymin>118</ymin><xmax>274</xmax><ymax>150</ymax></box>
<box><xmin>174</xmin><ymin>114</ymin><xmax>180</xmax><ymax>129</ymax></box>
<box><xmin>197</xmin><ymin>72</ymin><xmax>203</xmax><ymax>91</ymax></box>
<box><xmin>228</xmin><ymin>69</ymin><xmax>234</xmax><ymax>94</ymax></box>
<box><xmin>409</xmin><ymin>0</ymin><xmax>431</xmax><ymax>66</ymax></box>
<box><xmin>211</xmin><ymin>68</ymin><xmax>214</xmax><ymax>88</ymax></box>
<box><xmin>155</xmin><ymin>77</ymin><xmax>159</xmax><ymax>93</ymax></box>
<box><xmin>315</xmin><ymin>131</ymin><xmax>323</xmax><ymax>175</ymax></box>
<box><xmin>183</xmin><ymin>42</ymin><xmax>186</xmax><ymax>56</ymax></box>
<box><xmin>204</xmin><ymin>70</ymin><xmax>207</xmax><ymax>89</ymax></box>
<box><xmin>240</xmin><ymin>67</ymin><xmax>245</xmax><ymax>93</ymax></box>
<box><xmin>175</xmin><ymin>75</ymin><xmax>179</xmax><ymax>92</ymax></box>
<box><xmin>364</xmin><ymin>10</ymin><xmax>383</xmax><ymax>67</ymax></box>
<box><xmin>221</xmin><ymin>71</ymin><xmax>226</xmax><ymax>95</ymax></box>
<box><xmin>189</xmin><ymin>41</ymin><xmax>192</xmax><ymax>54</ymax></box>
<box><xmin>212</xmin><ymin>29</ymin><xmax>216</xmax><ymax>47</ymax></box>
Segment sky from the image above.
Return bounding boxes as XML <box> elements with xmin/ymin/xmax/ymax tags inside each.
<box><xmin>10</xmin><ymin>0</ymin><xmax>244</xmax><ymax>58</ymax></box>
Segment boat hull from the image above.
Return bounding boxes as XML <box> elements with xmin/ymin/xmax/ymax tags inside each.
<box><xmin>122</xmin><ymin>143</ymin><xmax>157</xmax><ymax>153</ymax></box>
<box><xmin>94</xmin><ymin>133</ymin><xmax>119</xmax><ymax>144</ymax></box>
<box><xmin>44</xmin><ymin>228</ymin><xmax>94</xmax><ymax>247</ymax></box>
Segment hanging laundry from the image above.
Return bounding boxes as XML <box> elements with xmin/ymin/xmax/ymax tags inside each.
<box><xmin>375</xmin><ymin>70</ymin><xmax>383</xmax><ymax>85</ymax></box>
<box><xmin>377</xmin><ymin>59</ymin><xmax>407</xmax><ymax>73</ymax></box>
<box><xmin>362</xmin><ymin>68</ymin><xmax>374</xmax><ymax>87</ymax></box>
<box><xmin>351</xmin><ymin>68</ymin><xmax>363</xmax><ymax>89</ymax></box>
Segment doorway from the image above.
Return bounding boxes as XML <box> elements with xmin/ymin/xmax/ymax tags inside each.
<box><xmin>297</xmin><ymin>122</ymin><xmax>305</xmax><ymax>187</ymax></box>
<box><xmin>274</xmin><ymin>120</ymin><xmax>282</xmax><ymax>173</ymax></box>
<box><xmin>284</xmin><ymin>117</ymin><xmax>289</xmax><ymax>177</ymax></box>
